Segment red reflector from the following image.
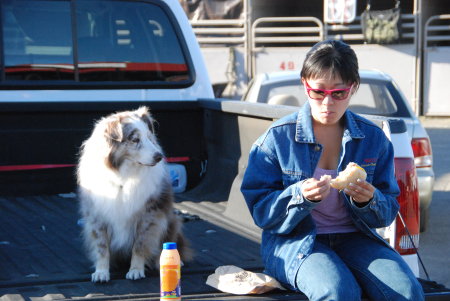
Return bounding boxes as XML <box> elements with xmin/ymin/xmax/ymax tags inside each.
<box><xmin>394</xmin><ymin>158</ymin><xmax>420</xmax><ymax>255</ymax></box>
<box><xmin>0</xmin><ymin>164</ymin><xmax>76</xmax><ymax>172</ymax></box>
<box><xmin>165</xmin><ymin>157</ymin><xmax>190</xmax><ymax>163</ymax></box>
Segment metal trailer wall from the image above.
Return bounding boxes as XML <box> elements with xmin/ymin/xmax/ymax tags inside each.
<box><xmin>189</xmin><ymin>0</ymin><xmax>450</xmax><ymax>116</ymax></box>
<box><xmin>248</xmin><ymin>11</ymin><xmax>419</xmax><ymax>111</ymax></box>
<box><xmin>200</xmin><ymin>47</ymin><xmax>248</xmax><ymax>97</ymax></box>
<box><xmin>422</xmin><ymin>14</ymin><xmax>450</xmax><ymax>116</ymax></box>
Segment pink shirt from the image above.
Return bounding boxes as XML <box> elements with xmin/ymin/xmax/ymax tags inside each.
<box><xmin>310</xmin><ymin>167</ymin><xmax>358</xmax><ymax>234</ymax></box>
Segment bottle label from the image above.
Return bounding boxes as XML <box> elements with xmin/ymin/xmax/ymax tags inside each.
<box><xmin>160</xmin><ymin>264</ymin><xmax>180</xmax><ymax>299</ymax></box>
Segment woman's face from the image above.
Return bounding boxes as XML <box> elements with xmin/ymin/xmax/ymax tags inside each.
<box><xmin>301</xmin><ymin>74</ymin><xmax>354</xmax><ymax>126</ymax></box>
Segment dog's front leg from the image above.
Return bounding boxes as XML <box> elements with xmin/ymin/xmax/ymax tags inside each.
<box><xmin>126</xmin><ymin>249</ymin><xmax>146</xmax><ymax>280</ymax></box>
<box><xmin>90</xmin><ymin>226</ymin><xmax>111</xmax><ymax>283</ymax></box>
<box><xmin>126</xmin><ymin>216</ymin><xmax>167</xmax><ymax>280</ymax></box>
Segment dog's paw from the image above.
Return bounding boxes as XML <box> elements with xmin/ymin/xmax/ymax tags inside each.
<box><xmin>91</xmin><ymin>269</ymin><xmax>110</xmax><ymax>283</ymax></box>
<box><xmin>126</xmin><ymin>268</ymin><xmax>146</xmax><ymax>280</ymax></box>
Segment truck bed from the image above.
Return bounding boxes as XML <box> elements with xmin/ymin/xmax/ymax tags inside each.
<box><xmin>1</xmin><ymin>193</ymin><xmax>449</xmax><ymax>301</ymax></box>
<box><xmin>0</xmin><ymin>192</ymin><xmax>306</xmax><ymax>300</ymax></box>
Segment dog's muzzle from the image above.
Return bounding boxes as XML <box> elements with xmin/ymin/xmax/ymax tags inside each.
<box><xmin>137</xmin><ymin>152</ymin><xmax>163</xmax><ymax>166</ymax></box>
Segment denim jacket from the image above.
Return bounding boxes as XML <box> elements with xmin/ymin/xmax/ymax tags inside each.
<box><xmin>240</xmin><ymin>102</ymin><xmax>400</xmax><ymax>289</ymax></box>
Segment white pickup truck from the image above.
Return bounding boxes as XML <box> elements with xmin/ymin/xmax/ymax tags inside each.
<box><xmin>0</xmin><ymin>0</ymin><xmax>448</xmax><ymax>300</ymax></box>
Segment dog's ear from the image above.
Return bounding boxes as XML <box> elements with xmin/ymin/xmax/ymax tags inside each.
<box><xmin>137</xmin><ymin>106</ymin><xmax>156</xmax><ymax>133</ymax></box>
<box><xmin>104</xmin><ymin>116</ymin><xmax>123</xmax><ymax>145</ymax></box>
<box><xmin>103</xmin><ymin>116</ymin><xmax>125</xmax><ymax>170</ymax></box>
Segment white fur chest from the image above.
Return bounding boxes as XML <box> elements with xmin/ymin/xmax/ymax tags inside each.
<box><xmin>86</xmin><ymin>163</ymin><xmax>168</xmax><ymax>249</ymax></box>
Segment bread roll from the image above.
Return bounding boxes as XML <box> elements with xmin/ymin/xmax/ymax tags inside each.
<box><xmin>330</xmin><ymin>162</ymin><xmax>367</xmax><ymax>190</ymax></box>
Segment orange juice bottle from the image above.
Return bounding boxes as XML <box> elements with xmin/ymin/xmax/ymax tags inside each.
<box><xmin>160</xmin><ymin>242</ymin><xmax>181</xmax><ymax>300</ymax></box>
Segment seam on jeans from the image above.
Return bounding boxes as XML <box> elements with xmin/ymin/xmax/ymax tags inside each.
<box><xmin>293</xmin><ymin>253</ymin><xmax>311</xmax><ymax>292</ymax></box>
<box><xmin>344</xmin><ymin>261</ymin><xmax>392</xmax><ymax>301</ymax></box>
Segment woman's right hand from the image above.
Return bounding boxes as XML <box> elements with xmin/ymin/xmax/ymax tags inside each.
<box><xmin>302</xmin><ymin>176</ymin><xmax>331</xmax><ymax>202</ymax></box>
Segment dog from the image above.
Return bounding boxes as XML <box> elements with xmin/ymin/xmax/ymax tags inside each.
<box><xmin>77</xmin><ymin>107</ymin><xmax>191</xmax><ymax>282</ymax></box>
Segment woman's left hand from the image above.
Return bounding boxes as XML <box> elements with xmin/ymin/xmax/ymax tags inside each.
<box><xmin>344</xmin><ymin>178</ymin><xmax>375</xmax><ymax>204</ymax></box>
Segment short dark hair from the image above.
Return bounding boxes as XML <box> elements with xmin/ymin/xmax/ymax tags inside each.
<box><xmin>301</xmin><ymin>40</ymin><xmax>360</xmax><ymax>88</ymax></box>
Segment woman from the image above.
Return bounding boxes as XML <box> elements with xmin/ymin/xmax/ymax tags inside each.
<box><xmin>240</xmin><ymin>40</ymin><xmax>424</xmax><ymax>301</ymax></box>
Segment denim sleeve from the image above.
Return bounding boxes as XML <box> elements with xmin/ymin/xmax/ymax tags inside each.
<box><xmin>241</xmin><ymin>144</ymin><xmax>319</xmax><ymax>234</ymax></box>
<box><xmin>349</xmin><ymin>138</ymin><xmax>400</xmax><ymax>228</ymax></box>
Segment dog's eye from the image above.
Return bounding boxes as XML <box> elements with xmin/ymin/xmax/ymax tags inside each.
<box><xmin>131</xmin><ymin>137</ymin><xmax>140</xmax><ymax>144</ymax></box>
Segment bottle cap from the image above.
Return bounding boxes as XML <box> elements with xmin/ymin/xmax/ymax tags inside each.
<box><xmin>163</xmin><ymin>242</ymin><xmax>177</xmax><ymax>250</ymax></box>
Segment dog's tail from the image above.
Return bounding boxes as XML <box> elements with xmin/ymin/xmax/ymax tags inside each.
<box><xmin>164</xmin><ymin>212</ymin><xmax>194</xmax><ymax>263</ymax></box>
<box><xmin>177</xmin><ymin>233</ymin><xmax>194</xmax><ymax>263</ymax></box>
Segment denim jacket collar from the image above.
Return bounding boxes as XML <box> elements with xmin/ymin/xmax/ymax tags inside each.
<box><xmin>295</xmin><ymin>101</ymin><xmax>365</xmax><ymax>143</ymax></box>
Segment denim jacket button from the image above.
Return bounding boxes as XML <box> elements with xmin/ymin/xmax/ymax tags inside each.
<box><xmin>314</xmin><ymin>145</ymin><xmax>321</xmax><ymax>152</ymax></box>
<box><xmin>370</xmin><ymin>200</ymin><xmax>376</xmax><ymax>209</ymax></box>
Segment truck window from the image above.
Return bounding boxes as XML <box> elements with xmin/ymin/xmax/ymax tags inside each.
<box><xmin>2</xmin><ymin>0</ymin><xmax>74</xmax><ymax>81</ymax></box>
<box><xmin>351</xmin><ymin>81</ymin><xmax>398</xmax><ymax>116</ymax></box>
<box><xmin>0</xmin><ymin>0</ymin><xmax>192</xmax><ymax>87</ymax></box>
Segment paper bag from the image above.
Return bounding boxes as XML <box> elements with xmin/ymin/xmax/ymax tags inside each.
<box><xmin>206</xmin><ymin>265</ymin><xmax>284</xmax><ymax>295</ymax></box>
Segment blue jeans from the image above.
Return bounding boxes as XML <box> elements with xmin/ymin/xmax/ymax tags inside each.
<box><xmin>295</xmin><ymin>232</ymin><xmax>424</xmax><ymax>301</ymax></box>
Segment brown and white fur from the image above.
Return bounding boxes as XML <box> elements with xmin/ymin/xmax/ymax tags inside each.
<box><xmin>77</xmin><ymin>107</ymin><xmax>191</xmax><ymax>282</ymax></box>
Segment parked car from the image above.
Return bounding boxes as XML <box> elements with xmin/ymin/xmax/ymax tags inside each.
<box><xmin>242</xmin><ymin>70</ymin><xmax>434</xmax><ymax>232</ymax></box>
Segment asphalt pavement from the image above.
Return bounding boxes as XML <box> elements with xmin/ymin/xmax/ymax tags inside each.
<box><xmin>418</xmin><ymin>117</ymin><xmax>450</xmax><ymax>289</ymax></box>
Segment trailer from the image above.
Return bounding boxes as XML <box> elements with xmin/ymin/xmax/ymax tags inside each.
<box><xmin>185</xmin><ymin>0</ymin><xmax>450</xmax><ymax>116</ymax></box>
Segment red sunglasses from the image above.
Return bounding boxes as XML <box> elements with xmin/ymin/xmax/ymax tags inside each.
<box><xmin>305</xmin><ymin>81</ymin><xmax>353</xmax><ymax>101</ymax></box>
